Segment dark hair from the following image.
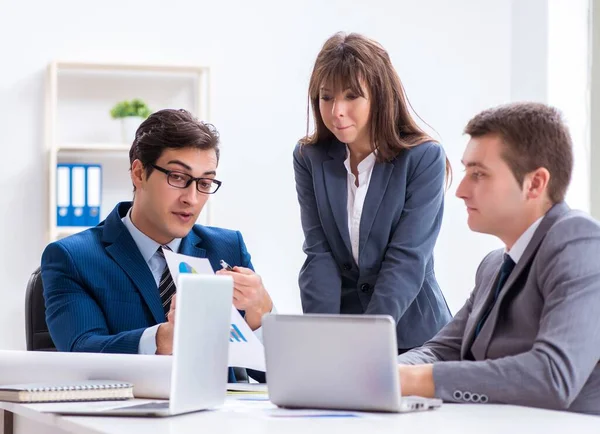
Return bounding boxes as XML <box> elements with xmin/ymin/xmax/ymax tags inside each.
<box><xmin>464</xmin><ymin>102</ymin><xmax>573</xmax><ymax>203</ymax></box>
<box><xmin>300</xmin><ymin>32</ymin><xmax>451</xmax><ymax>183</ymax></box>
<box><xmin>129</xmin><ymin>109</ymin><xmax>220</xmax><ymax>187</ymax></box>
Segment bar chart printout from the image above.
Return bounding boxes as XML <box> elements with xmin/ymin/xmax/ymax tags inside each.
<box><xmin>230</xmin><ymin>324</ymin><xmax>248</xmax><ymax>343</ymax></box>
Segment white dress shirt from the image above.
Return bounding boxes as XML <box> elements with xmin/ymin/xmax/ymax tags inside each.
<box><xmin>506</xmin><ymin>216</ymin><xmax>544</xmax><ymax>264</ymax></box>
<box><xmin>343</xmin><ymin>146</ymin><xmax>377</xmax><ymax>265</ymax></box>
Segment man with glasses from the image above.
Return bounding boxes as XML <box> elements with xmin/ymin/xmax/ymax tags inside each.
<box><xmin>41</xmin><ymin>109</ymin><xmax>273</xmax><ymax>381</ymax></box>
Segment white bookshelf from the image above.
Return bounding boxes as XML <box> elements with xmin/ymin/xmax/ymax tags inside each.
<box><xmin>57</xmin><ymin>144</ymin><xmax>131</xmax><ymax>152</ymax></box>
<box><xmin>45</xmin><ymin>61</ymin><xmax>212</xmax><ymax>241</ymax></box>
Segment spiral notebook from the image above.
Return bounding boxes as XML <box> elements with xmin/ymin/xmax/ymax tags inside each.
<box><xmin>0</xmin><ymin>380</ymin><xmax>133</xmax><ymax>403</ymax></box>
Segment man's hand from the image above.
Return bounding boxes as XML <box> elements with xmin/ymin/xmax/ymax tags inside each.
<box><xmin>216</xmin><ymin>267</ymin><xmax>273</xmax><ymax>330</ymax></box>
<box><xmin>156</xmin><ymin>295</ymin><xmax>177</xmax><ymax>355</ymax></box>
<box><xmin>167</xmin><ymin>294</ymin><xmax>176</xmax><ymax>324</ymax></box>
<box><xmin>398</xmin><ymin>364</ymin><xmax>435</xmax><ymax>398</ymax></box>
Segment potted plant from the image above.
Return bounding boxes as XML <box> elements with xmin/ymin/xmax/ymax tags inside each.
<box><xmin>109</xmin><ymin>99</ymin><xmax>151</xmax><ymax>143</ymax></box>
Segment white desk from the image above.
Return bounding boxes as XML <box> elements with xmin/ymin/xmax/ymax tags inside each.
<box><xmin>1</xmin><ymin>397</ymin><xmax>598</xmax><ymax>434</ymax></box>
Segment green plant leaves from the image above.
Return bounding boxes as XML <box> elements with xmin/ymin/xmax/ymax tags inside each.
<box><xmin>110</xmin><ymin>98</ymin><xmax>151</xmax><ymax>119</ymax></box>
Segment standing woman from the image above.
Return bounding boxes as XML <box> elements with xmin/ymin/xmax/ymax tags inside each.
<box><xmin>294</xmin><ymin>32</ymin><xmax>452</xmax><ymax>353</ymax></box>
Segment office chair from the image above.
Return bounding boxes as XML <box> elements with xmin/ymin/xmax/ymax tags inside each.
<box><xmin>25</xmin><ymin>267</ymin><xmax>56</xmax><ymax>351</ymax></box>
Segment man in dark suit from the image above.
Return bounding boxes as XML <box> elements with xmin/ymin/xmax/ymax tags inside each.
<box><xmin>396</xmin><ymin>102</ymin><xmax>600</xmax><ymax>414</ymax></box>
<box><xmin>41</xmin><ymin>109</ymin><xmax>273</xmax><ymax>381</ymax></box>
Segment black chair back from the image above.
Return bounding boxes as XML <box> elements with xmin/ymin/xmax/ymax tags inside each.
<box><xmin>25</xmin><ymin>267</ymin><xmax>56</xmax><ymax>351</ymax></box>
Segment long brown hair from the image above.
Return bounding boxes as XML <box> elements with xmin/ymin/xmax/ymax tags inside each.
<box><xmin>300</xmin><ymin>32</ymin><xmax>451</xmax><ymax>183</ymax></box>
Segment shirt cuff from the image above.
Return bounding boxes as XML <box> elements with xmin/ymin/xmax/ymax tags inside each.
<box><xmin>138</xmin><ymin>324</ymin><xmax>160</xmax><ymax>354</ymax></box>
<box><xmin>252</xmin><ymin>304</ymin><xmax>277</xmax><ymax>344</ymax></box>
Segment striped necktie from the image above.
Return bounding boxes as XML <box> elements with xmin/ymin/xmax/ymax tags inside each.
<box><xmin>156</xmin><ymin>246</ymin><xmax>176</xmax><ymax>317</ymax></box>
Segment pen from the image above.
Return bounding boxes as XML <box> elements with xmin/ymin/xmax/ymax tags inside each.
<box><xmin>220</xmin><ymin>259</ymin><xmax>234</xmax><ymax>271</ymax></box>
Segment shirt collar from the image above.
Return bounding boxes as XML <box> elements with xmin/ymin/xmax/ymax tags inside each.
<box><xmin>506</xmin><ymin>215</ymin><xmax>544</xmax><ymax>264</ymax></box>
<box><xmin>343</xmin><ymin>145</ymin><xmax>377</xmax><ymax>174</ymax></box>
<box><xmin>121</xmin><ymin>209</ymin><xmax>182</xmax><ymax>263</ymax></box>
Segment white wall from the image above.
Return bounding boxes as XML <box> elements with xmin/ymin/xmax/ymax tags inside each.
<box><xmin>0</xmin><ymin>0</ymin><xmax>579</xmax><ymax>349</ymax></box>
<box><xmin>548</xmin><ymin>0</ymin><xmax>591</xmax><ymax>213</ymax></box>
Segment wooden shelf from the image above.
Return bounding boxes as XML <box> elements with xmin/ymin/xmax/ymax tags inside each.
<box><xmin>57</xmin><ymin>144</ymin><xmax>130</xmax><ymax>152</ymax></box>
<box><xmin>54</xmin><ymin>61</ymin><xmax>208</xmax><ymax>75</ymax></box>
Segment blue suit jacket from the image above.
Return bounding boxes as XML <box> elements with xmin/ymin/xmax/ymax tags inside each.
<box><xmin>41</xmin><ymin>202</ymin><xmax>263</xmax><ymax>380</ymax></box>
<box><xmin>293</xmin><ymin>139</ymin><xmax>452</xmax><ymax>349</ymax></box>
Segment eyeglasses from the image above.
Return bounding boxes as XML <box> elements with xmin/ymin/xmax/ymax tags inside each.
<box><xmin>151</xmin><ymin>164</ymin><xmax>222</xmax><ymax>194</ymax></box>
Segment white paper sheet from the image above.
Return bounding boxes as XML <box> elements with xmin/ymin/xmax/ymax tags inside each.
<box><xmin>0</xmin><ymin>351</ymin><xmax>171</xmax><ymax>399</ymax></box>
<box><xmin>162</xmin><ymin>250</ymin><xmax>214</xmax><ymax>281</ymax></box>
<box><xmin>162</xmin><ymin>250</ymin><xmax>266</xmax><ymax>371</ymax></box>
<box><xmin>227</xmin><ymin>383</ymin><xmax>268</xmax><ymax>393</ymax></box>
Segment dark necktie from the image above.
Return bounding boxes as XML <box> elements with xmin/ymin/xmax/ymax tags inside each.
<box><xmin>156</xmin><ymin>246</ymin><xmax>175</xmax><ymax>317</ymax></box>
<box><xmin>474</xmin><ymin>254</ymin><xmax>516</xmax><ymax>338</ymax></box>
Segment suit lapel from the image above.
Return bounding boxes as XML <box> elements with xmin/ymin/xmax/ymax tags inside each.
<box><xmin>469</xmin><ymin>202</ymin><xmax>571</xmax><ymax>359</ymax></box>
<box><xmin>179</xmin><ymin>229</ymin><xmax>207</xmax><ymax>258</ymax></box>
<box><xmin>358</xmin><ymin>161</ymin><xmax>394</xmax><ymax>263</ymax></box>
<box><xmin>323</xmin><ymin>141</ymin><xmax>353</xmax><ymax>257</ymax></box>
<box><xmin>102</xmin><ymin>202</ymin><xmax>165</xmax><ymax>324</ymax></box>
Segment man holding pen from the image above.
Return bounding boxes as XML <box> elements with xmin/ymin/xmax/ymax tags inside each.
<box><xmin>41</xmin><ymin>109</ymin><xmax>273</xmax><ymax>382</ymax></box>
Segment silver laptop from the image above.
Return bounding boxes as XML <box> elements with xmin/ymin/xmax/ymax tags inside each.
<box><xmin>60</xmin><ymin>273</ymin><xmax>233</xmax><ymax>417</ymax></box>
<box><xmin>263</xmin><ymin>314</ymin><xmax>442</xmax><ymax>413</ymax></box>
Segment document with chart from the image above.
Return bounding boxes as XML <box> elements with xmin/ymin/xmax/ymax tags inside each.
<box><xmin>163</xmin><ymin>250</ymin><xmax>266</xmax><ymax>371</ymax></box>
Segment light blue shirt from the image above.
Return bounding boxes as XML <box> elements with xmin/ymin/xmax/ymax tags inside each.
<box><xmin>121</xmin><ymin>210</ymin><xmax>181</xmax><ymax>354</ymax></box>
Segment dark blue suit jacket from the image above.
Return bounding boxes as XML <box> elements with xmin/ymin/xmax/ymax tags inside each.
<box><xmin>41</xmin><ymin>202</ymin><xmax>263</xmax><ymax>380</ymax></box>
<box><xmin>294</xmin><ymin>139</ymin><xmax>452</xmax><ymax>349</ymax></box>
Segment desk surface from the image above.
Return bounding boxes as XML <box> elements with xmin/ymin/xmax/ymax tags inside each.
<box><xmin>1</xmin><ymin>397</ymin><xmax>598</xmax><ymax>434</ymax></box>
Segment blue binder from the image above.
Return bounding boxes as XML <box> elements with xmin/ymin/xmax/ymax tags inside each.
<box><xmin>56</xmin><ymin>164</ymin><xmax>71</xmax><ymax>226</ymax></box>
<box><xmin>71</xmin><ymin>165</ymin><xmax>87</xmax><ymax>226</ymax></box>
<box><xmin>85</xmin><ymin>164</ymin><xmax>102</xmax><ymax>226</ymax></box>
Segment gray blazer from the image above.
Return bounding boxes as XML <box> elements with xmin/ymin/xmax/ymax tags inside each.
<box><xmin>398</xmin><ymin>202</ymin><xmax>600</xmax><ymax>415</ymax></box>
<box><xmin>293</xmin><ymin>139</ymin><xmax>452</xmax><ymax>349</ymax></box>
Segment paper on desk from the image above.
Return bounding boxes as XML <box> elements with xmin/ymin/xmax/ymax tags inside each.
<box><xmin>163</xmin><ymin>250</ymin><xmax>266</xmax><ymax>371</ymax></box>
<box><xmin>227</xmin><ymin>383</ymin><xmax>268</xmax><ymax>393</ymax></box>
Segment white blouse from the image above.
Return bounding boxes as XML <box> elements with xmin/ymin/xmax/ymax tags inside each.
<box><xmin>343</xmin><ymin>146</ymin><xmax>377</xmax><ymax>265</ymax></box>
